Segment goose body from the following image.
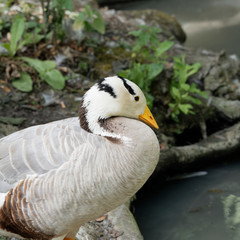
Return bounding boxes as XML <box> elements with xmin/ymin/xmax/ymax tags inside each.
<box><xmin>0</xmin><ymin>76</ymin><xmax>160</xmax><ymax>239</ymax></box>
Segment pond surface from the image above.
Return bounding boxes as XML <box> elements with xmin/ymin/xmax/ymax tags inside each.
<box><xmin>134</xmin><ymin>160</ymin><xmax>240</xmax><ymax>240</ymax></box>
<box><xmin>106</xmin><ymin>0</ymin><xmax>240</xmax><ymax>56</ymax></box>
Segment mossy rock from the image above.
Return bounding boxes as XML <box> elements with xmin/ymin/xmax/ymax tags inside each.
<box><xmin>130</xmin><ymin>10</ymin><xmax>186</xmax><ymax>43</ymax></box>
<box><xmin>94</xmin><ymin>47</ymin><xmax>132</xmax><ymax>78</ymax></box>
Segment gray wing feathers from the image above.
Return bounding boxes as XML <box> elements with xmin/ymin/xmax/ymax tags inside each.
<box><xmin>0</xmin><ymin>117</ymin><xmax>86</xmax><ymax>184</ymax></box>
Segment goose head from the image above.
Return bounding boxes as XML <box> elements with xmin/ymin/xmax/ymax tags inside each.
<box><xmin>80</xmin><ymin>76</ymin><xmax>158</xmax><ymax>137</ymax></box>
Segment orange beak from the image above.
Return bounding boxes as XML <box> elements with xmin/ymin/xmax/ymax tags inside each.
<box><xmin>138</xmin><ymin>106</ymin><xmax>159</xmax><ymax>129</ymax></box>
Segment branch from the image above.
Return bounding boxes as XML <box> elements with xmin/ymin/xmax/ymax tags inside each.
<box><xmin>155</xmin><ymin>121</ymin><xmax>240</xmax><ymax>176</ymax></box>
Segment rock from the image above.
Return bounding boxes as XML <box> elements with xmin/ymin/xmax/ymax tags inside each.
<box><xmin>63</xmin><ymin>7</ymin><xmax>186</xmax><ymax>46</ymax></box>
<box><xmin>67</xmin><ymin>73</ymin><xmax>92</xmax><ymax>90</ymax></box>
<box><xmin>93</xmin><ymin>47</ymin><xmax>132</xmax><ymax>78</ymax></box>
<box><xmin>209</xmin><ymin>97</ymin><xmax>240</xmax><ymax>121</ymax></box>
<box><xmin>100</xmin><ymin>8</ymin><xmax>186</xmax><ymax>43</ymax></box>
<box><xmin>203</xmin><ymin>54</ymin><xmax>239</xmax><ymax>96</ymax></box>
<box><xmin>125</xmin><ymin>10</ymin><xmax>186</xmax><ymax>43</ymax></box>
<box><xmin>76</xmin><ymin>203</ymin><xmax>143</xmax><ymax>240</ymax></box>
<box><xmin>73</xmin><ymin>0</ymin><xmax>99</xmax><ymax>9</ymax></box>
<box><xmin>169</xmin><ymin>47</ymin><xmax>239</xmax><ymax>97</ymax></box>
<box><xmin>107</xmin><ymin>203</ymin><xmax>143</xmax><ymax>240</ymax></box>
<box><xmin>41</xmin><ymin>89</ymin><xmax>59</xmax><ymax>107</ymax></box>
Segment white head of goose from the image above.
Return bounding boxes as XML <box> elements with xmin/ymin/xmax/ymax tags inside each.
<box><xmin>0</xmin><ymin>76</ymin><xmax>160</xmax><ymax>240</ymax></box>
<box><xmin>79</xmin><ymin>76</ymin><xmax>158</xmax><ymax>137</ymax></box>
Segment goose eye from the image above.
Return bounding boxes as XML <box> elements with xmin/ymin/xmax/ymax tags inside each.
<box><xmin>134</xmin><ymin>96</ymin><xmax>140</xmax><ymax>102</ymax></box>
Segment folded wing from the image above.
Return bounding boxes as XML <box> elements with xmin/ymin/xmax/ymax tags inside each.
<box><xmin>0</xmin><ymin>117</ymin><xmax>87</xmax><ymax>187</ymax></box>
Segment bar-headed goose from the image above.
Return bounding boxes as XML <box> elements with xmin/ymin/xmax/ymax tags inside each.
<box><xmin>0</xmin><ymin>76</ymin><xmax>160</xmax><ymax>240</ymax></box>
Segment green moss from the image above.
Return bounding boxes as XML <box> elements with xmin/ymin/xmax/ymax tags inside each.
<box><xmin>94</xmin><ymin>47</ymin><xmax>132</xmax><ymax>78</ymax></box>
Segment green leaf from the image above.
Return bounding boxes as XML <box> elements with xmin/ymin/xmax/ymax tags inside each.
<box><xmin>149</xmin><ymin>26</ymin><xmax>162</xmax><ymax>34</ymax></box>
<box><xmin>21</xmin><ymin>57</ymin><xmax>43</xmax><ymax>73</ymax></box>
<box><xmin>187</xmin><ymin>96</ymin><xmax>202</xmax><ymax>104</ymax></box>
<box><xmin>73</xmin><ymin>17</ymin><xmax>85</xmax><ymax>31</ymax></box>
<box><xmin>171</xmin><ymin>113</ymin><xmax>179</xmax><ymax>122</ymax></box>
<box><xmin>144</xmin><ymin>91</ymin><xmax>154</xmax><ymax>109</ymax></box>
<box><xmin>20</xmin><ymin>28</ymin><xmax>44</xmax><ymax>47</ymax></box>
<box><xmin>25</xmin><ymin>20</ymin><xmax>39</xmax><ymax>29</ymax></box>
<box><xmin>43</xmin><ymin>69</ymin><xmax>65</xmax><ymax>90</ymax></box>
<box><xmin>186</xmin><ymin>62</ymin><xmax>201</xmax><ymax>77</ymax></box>
<box><xmin>21</xmin><ymin>57</ymin><xmax>56</xmax><ymax>73</ymax></box>
<box><xmin>42</xmin><ymin>61</ymin><xmax>57</xmax><ymax>71</ymax></box>
<box><xmin>137</xmin><ymin>32</ymin><xmax>150</xmax><ymax>48</ymax></box>
<box><xmin>169</xmin><ymin>55</ymin><xmax>207</xmax><ymax>121</ymax></box>
<box><xmin>21</xmin><ymin>57</ymin><xmax>65</xmax><ymax>90</ymax></box>
<box><xmin>199</xmin><ymin>91</ymin><xmax>207</xmax><ymax>98</ymax></box>
<box><xmin>178</xmin><ymin>103</ymin><xmax>193</xmax><ymax>114</ymax></box>
<box><xmin>1</xmin><ymin>43</ymin><xmax>11</xmax><ymax>53</ymax></box>
<box><xmin>0</xmin><ymin>116</ymin><xmax>26</xmax><ymax>125</ymax></box>
<box><xmin>118</xmin><ymin>70</ymin><xmax>129</xmax><ymax>79</ymax></box>
<box><xmin>189</xmin><ymin>83</ymin><xmax>207</xmax><ymax>97</ymax></box>
<box><xmin>51</xmin><ymin>0</ymin><xmax>74</xmax><ymax>10</ymax></box>
<box><xmin>169</xmin><ymin>103</ymin><xmax>176</xmax><ymax>109</ymax></box>
<box><xmin>89</xmin><ymin>10</ymin><xmax>105</xmax><ymax>34</ymax></box>
<box><xmin>130</xmin><ymin>29</ymin><xmax>142</xmax><ymax>37</ymax></box>
<box><xmin>10</xmin><ymin>15</ymin><xmax>25</xmax><ymax>56</ymax></box>
<box><xmin>132</xmin><ymin>63</ymin><xmax>145</xmax><ymax>88</ymax></box>
<box><xmin>12</xmin><ymin>72</ymin><xmax>33</xmax><ymax>92</ymax></box>
<box><xmin>181</xmin><ymin>83</ymin><xmax>190</xmax><ymax>91</ymax></box>
<box><xmin>77</xmin><ymin>5</ymin><xmax>105</xmax><ymax>34</ymax></box>
<box><xmin>171</xmin><ymin>86</ymin><xmax>181</xmax><ymax>100</ymax></box>
<box><xmin>85</xmin><ymin>5</ymin><xmax>94</xmax><ymax>18</ymax></box>
<box><xmin>62</xmin><ymin>0</ymin><xmax>74</xmax><ymax>11</ymax></box>
<box><xmin>146</xmin><ymin>63</ymin><xmax>163</xmax><ymax>80</ymax></box>
<box><xmin>155</xmin><ymin>40</ymin><xmax>174</xmax><ymax>58</ymax></box>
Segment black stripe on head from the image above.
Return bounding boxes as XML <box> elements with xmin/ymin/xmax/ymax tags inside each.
<box><xmin>97</xmin><ymin>79</ymin><xmax>117</xmax><ymax>98</ymax></box>
<box><xmin>118</xmin><ymin>76</ymin><xmax>136</xmax><ymax>95</ymax></box>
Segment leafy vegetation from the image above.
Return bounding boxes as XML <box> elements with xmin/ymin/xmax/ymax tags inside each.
<box><xmin>0</xmin><ymin>15</ymin><xmax>10</xmax><ymax>38</ymax></box>
<box><xmin>0</xmin><ymin>1</ymin><xmax>105</xmax><ymax>92</ymax></box>
<box><xmin>0</xmin><ymin>1</ymin><xmax>206</xmax><ymax>123</ymax></box>
<box><xmin>40</xmin><ymin>0</ymin><xmax>74</xmax><ymax>41</ymax></box>
<box><xmin>119</xmin><ymin>63</ymin><xmax>162</xmax><ymax>108</ymax></box>
<box><xmin>119</xmin><ymin>25</ymin><xmax>206</xmax><ymax>119</ymax></box>
<box><xmin>119</xmin><ymin>25</ymin><xmax>174</xmax><ymax>108</ymax></box>
<box><xmin>169</xmin><ymin>55</ymin><xmax>207</xmax><ymax>121</ymax></box>
<box><xmin>73</xmin><ymin>5</ymin><xmax>105</xmax><ymax>35</ymax></box>
<box><xmin>10</xmin><ymin>56</ymin><xmax>66</xmax><ymax>92</ymax></box>
<box><xmin>1</xmin><ymin>15</ymin><xmax>44</xmax><ymax>57</ymax></box>
<box><xmin>0</xmin><ymin>14</ymin><xmax>66</xmax><ymax>92</ymax></box>
<box><xmin>21</xmin><ymin>57</ymin><xmax>65</xmax><ymax>90</ymax></box>
<box><xmin>1</xmin><ymin>14</ymin><xmax>25</xmax><ymax>57</ymax></box>
<box><xmin>130</xmin><ymin>25</ymin><xmax>173</xmax><ymax>61</ymax></box>
<box><xmin>12</xmin><ymin>72</ymin><xmax>33</xmax><ymax>92</ymax></box>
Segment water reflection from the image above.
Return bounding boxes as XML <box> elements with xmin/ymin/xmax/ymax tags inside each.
<box><xmin>134</xmin><ymin>161</ymin><xmax>240</xmax><ymax>240</ymax></box>
<box><xmin>183</xmin><ymin>11</ymin><xmax>240</xmax><ymax>35</ymax></box>
<box><xmin>223</xmin><ymin>194</ymin><xmax>240</xmax><ymax>240</ymax></box>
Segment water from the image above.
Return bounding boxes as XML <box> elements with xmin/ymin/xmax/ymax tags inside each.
<box><xmin>134</xmin><ymin>160</ymin><xmax>240</xmax><ymax>240</ymax></box>
<box><xmin>105</xmin><ymin>0</ymin><xmax>240</xmax><ymax>56</ymax></box>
